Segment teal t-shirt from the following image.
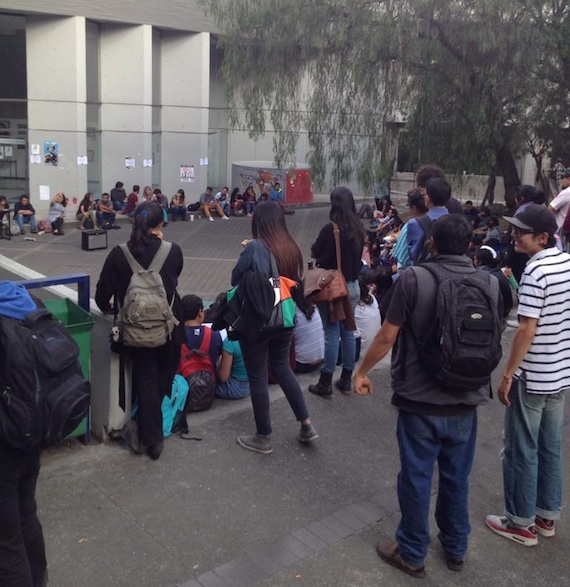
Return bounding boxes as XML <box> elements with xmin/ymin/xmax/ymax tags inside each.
<box><xmin>223</xmin><ymin>338</ymin><xmax>248</xmax><ymax>381</ymax></box>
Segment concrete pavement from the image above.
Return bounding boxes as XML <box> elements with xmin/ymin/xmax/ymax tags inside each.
<box><xmin>0</xmin><ymin>207</ymin><xmax>568</xmax><ymax>587</ymax></box>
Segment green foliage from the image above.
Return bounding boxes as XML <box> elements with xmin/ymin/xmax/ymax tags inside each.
<box><xmin>202</xmin><ymin>0</ymin><xmax>570</xmax><ymax>192</ymax></box>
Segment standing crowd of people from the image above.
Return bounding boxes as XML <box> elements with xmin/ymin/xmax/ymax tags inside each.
<box><xmin>3</xmin><ymin>163</ymin><xmax>570</xmax><ymax>585</ymax></box>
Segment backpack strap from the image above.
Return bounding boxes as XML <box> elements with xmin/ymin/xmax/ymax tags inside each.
<box><xmin>119</xmin><ymin>243</ymin><xmax>144</xmax><ymax>273</ymax></box>
<box><xmin>198</xmin><ymin>327</ymin><xmax>212</xmax><ymax>355</ymax></box>
<box><xmin>148</xmin><ymin>241</ymin><xmax>173</xmax><ymax>272</ymax></box>
<box><xmin>332</xmin><ymin>222</ymin><xmax>342</xmax><ymax>272</ymax></box>
<box><xmin>416</xmin><ymin>215</ymin><xmax>433</xmax><ymax>238</ymax></box>
<box><xmin>269</xmin><ymin>251</ymin><xmax>280</xmax><ymax>278</ymax></box>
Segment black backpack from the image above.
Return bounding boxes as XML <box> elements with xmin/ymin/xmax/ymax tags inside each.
<box><xmin>0</xmin><ymin>309</ymin><xmax>91</xmax><ymax>450</ymax></box>
<box><xmin>412</xmin><ymin>263</ymin><xmax>502</xmax><ymax>391</ymax></box>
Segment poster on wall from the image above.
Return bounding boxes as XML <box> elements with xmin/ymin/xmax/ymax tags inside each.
<box><xmin>125</xmin><ymin>157</ymin><xmax>136</xmax><ymax>170</ymax></box>
<box><xmin>43</xmin><ymin>141</ymin><xmax>58</xmax><ymax>166</ymax></box>
<box><xmin>180</xmin><ymin>165</ymin><xmax>195</xmax><ymax>183</ymax></box>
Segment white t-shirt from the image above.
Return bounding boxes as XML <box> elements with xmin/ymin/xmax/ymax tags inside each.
<box><xmin>293</xmin><ymin>308</ymin><xmax>324</xmax><ymax>364</ymax></box>
<box><xmin>516</xmin><ymin>247</ymin><xmax>570</xmax><ymax>393</ymax></box>
<box><xmin>354</xmin><ymin>296</ymin><xmax>381</xmax><ymax>355</ymax></box>
<box><xmin>549</xmin><ymin>186</ymin><xmax>570</xmax><ymax>229</ymax></box>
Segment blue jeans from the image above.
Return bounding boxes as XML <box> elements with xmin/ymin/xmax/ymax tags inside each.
<box><xmin>395</xmin><ymin>410</ymin><xmax>477</xmax><ymax>566</ymax></box>
<box><xmin>216</xmin><ymin>377</ymin><xmax>250</xmax><ymax>400</ymax></box>
<box><xmin>96</xmin><ymin>211</ymin><xmax>116</xmax><ymax>227</ymax></box>
<box><xmin>317</xmin><ymin>279</ymin><xmax>359</xmax><ymax>374</ymax></box>
<box><xmin>15</xmin><ymin>214</ymin><xmax>37</xmax><ymax>233</ymax></box>
<box><xmin>503</xmin><ymin>377</ymin><xmax>565</xmax><ymax>526</ymax></box>
<box><xmin>239</xmin><ymin>330</ymin><xmax>309</xmax><ymax>436</ymax></box>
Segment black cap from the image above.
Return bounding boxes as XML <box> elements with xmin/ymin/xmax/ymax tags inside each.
<box><xmin>562</xmin><ymin>168</ymin><xmax>570</xmax><ymax>179</ymax></box>
<box><xmin>504</xmin><ymin>203</ymin><xmax>557</xmax><ymax>236</ymax></box>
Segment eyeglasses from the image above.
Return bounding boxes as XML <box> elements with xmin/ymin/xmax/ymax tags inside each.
<box><xmin>512</xmin><ymin>227</ymin><xmax>534</xmax><ymax>236</ymax></box>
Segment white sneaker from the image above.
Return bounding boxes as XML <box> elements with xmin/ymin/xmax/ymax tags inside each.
<box><xmin>208</xmin><ymin>217</ymin><xmax>214</xmax><ymax>222</ymax></box>
<box><xmin>222</xmin><ymin>215</ymin><xmax>229</xmax><ymax>220</ymax></box>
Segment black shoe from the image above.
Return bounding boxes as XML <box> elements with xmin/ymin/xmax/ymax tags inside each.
<box><xmin>111</xmin><ymin>224</ymin><xmax>121</xmax><ymax>229</ymax></box>
<box><xmin>445</xmin><ymin>553</ymin><xmax>464</xmax><ymax>572</ymax></box>
<box><xmin>335</xmin><ymin>368</ymin><xmax>353</xmax><ymax>396</ymax></box>
<box><xmin>147</xmin><ymin>441</ymin><xmax>164</xmax><ymax>461</ymax></box>
<box><xmin>308</xmin><ymin>371</ymin><xmax>333</xmax><ymax>399</ymax></box>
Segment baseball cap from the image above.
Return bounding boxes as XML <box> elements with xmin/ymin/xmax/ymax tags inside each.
<box><xmin>562</xmin><ymin>167</ymin><xmax>570</xmax><ymax>179</ymax></box>
<box><xmin>504</xmin><ymin>203</ymin><xmax>557</xmax><ymax>236</ymax></box>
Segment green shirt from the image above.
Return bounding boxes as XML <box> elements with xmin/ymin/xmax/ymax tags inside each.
<box><xmin>222</xmin><ymin>338</ymin><xmax>248</xmax><ymax>381</ymax></box>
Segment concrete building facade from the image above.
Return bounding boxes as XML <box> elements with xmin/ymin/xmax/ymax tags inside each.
<box><xmin>0</xmin><ymin>1</ymin><xmax>313</xmax><ymax>217</ymax></box>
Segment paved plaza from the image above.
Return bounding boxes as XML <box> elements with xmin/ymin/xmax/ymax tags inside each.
<box><xmin>0</xmin><ymin>208</ymin><xmax>568</xmax><ymax>587</ymax></box>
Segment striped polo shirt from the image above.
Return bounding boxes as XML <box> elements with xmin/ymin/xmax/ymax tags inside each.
<box><xmin>516</xmin><ymin>247</ymin><xmax>570</xmax><ymax>393</ymax></box>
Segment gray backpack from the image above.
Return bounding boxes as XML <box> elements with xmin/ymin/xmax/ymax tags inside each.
<box><xmin>118</xmin><ymin>242</ymin><xmax>179</xmax><ymax>348</ymax></box>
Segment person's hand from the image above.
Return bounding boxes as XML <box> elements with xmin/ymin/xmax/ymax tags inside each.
<box><xmin>241</xmin><ymin>239</ymin><xmax>250</xmax><ymax>248</ymax></box>
<box><xmin>498</xmin><ymin>375</ymin><xmax>512</xmax><ymax>407</ymax></box>
<box><xmin>354</xmin><ymin>373</ymin><xmax>373</xmax><ymax>395</ymax></box>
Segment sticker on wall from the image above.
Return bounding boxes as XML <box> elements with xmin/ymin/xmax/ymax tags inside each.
<box><xmin>125</xmin><ymin>157</ymin><xmax>136</xmax><ymax>170</ymax></box>
<box><xmin>143</xmin><ymin>159</ymin><xmax>153</xmax><ymax>168</ymax></box>
<box><xmin>30</xmin><ymin>154</ymin><xmax>41</xmax><ymax>164</ymax></box>
<box><xmin>180</xmin><ymin>165</ymin><xmax>195</xmax><ymax>183</ymax></box>
<box><xmin>39</xmin><ymin>185</ymin><xmax>50</xmax><ymax>201</ymax></box>
<box><xmin>31</xmin><ymin>144</ymin><xmax>40</xmax><ymax>155</ymax></box>
<box><xmin>5</xmin><ymin>146</ymin><xmax>13</xmax><ymax>157</ymax></box>
<box><xmin>200</xmin><ymin>157</ymin><xmax>208</xmax><ymax>166</ymax></box>
<box><xmin>44</xmin><ymin>141</ymin><xmax>58</xmax><ymax>166</ymax></box>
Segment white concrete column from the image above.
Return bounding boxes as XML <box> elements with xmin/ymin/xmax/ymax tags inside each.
<box><xmin>99</xmin><ymin>24</ymin><xmax>153</xmax><ymax>192</ymax></box>
<box><xmin>160</xmin><ymin>31</ymin><xmax>210</xmax><ymax>198</ymax></box>
<box><xmin>26</xmin><ymin>15</ymin><xmax>87</xmax><ymax>216</ymax></box>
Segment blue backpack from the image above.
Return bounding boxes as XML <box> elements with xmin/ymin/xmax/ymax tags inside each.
<box><xmin>162</xmin><ymin>375</ymin><xmax>189</xmax><ymax>438</ymax></box>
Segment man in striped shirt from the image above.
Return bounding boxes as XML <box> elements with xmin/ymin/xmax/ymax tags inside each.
<box><xmin>487</xmin><ymin>204</ymin><xmax>570</xmax><ymax>546</ymax></box>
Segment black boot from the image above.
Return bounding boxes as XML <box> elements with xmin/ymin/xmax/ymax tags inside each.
<box><xmin>335</xmin><ymin>368</ymin><xmax>353</xmax><ymax>395</ymax></box>
<box><xmin>308</xmin><ymin>371</ymin><xmax>333</xmax><ymax>399</ymax></box>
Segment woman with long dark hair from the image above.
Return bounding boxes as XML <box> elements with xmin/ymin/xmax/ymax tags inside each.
<box><xmin>231</xmin><ymin>201</ymin><xmax>318</xmax><ymax>454</ymax></box>
<box><xmin>309</xmin><ymin>186</ymin><xmax>365</xmax><ymax>398</ymax></box>
<box><xmin>95</xmin><ymin>201</ymin><xmax>184</xmax><ymax>460</ymax></box>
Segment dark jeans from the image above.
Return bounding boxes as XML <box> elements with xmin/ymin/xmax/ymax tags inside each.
<box><xmin>170</xmin><ymin>206</ymin><xmax>187</xmax><ymax>221</ymax></box>
<box><xmin>240</xmin><ymin>330</ymin><xmax>309</xmax><ymax>436</ymax></box>
<box><xmin>395</xmin><ymin>410</ymin><xmax>477</xmax><ymax>566</ymax></box>
<box><xmin>0</xmin><ymin>445</ymin><xmax>47</xmax><ymax>587</ymax></box>
<box><xmin>96</xmin><ymin>211</ymin><xmax>116</xmax><ymax>228</ymax></box>
<box><xmin>129</xmin><ymin>342</ymin><xmax>180</xmax><ymax>447</ymax></box>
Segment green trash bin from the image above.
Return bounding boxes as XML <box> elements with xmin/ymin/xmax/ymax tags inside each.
<box><xmin>44</xmin><ymin>298</ymin><xmax>95</xmax><ymax>439</ymax></box>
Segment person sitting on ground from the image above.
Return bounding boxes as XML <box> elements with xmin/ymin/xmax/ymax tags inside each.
<box><xmin>14</xmin><ymin>194</ymin><xmax>38</xmax><ymax>235</ymax></box>
<box><xmin>199</xmin><ymin>186</ymin><xmax>229</xmax><ymax>221</ymax></box>
<box><xmin>141</xmin><ymin>185</ymin><xmax>154</xmax><ymax>202</ymax></box>
<box><xmin>474</xmin><ymin>245</ymin><xmax>513</xmax><ymax>317</ymax></box>
<box><xmin>0</xmin><ymin>195</ymin><xmax>10</xmax><ymax>227</ymax></box>
<box><xmin>76</xmin><ymin>192</ymin><xmax>96</xmax><ymax>229</ymax></box>
<box><xmin>230</xmin><ymin>187</ymin><xmax>244</xmax><ymax>215</ymax></box>
<box><xmin>96</xmin><ymin>193</ymin><xmax>120</xmax><ymax>229</ymax></box>
<box><xmin>202</xmin><ymin>294</ymin><xmax>251</xmax><ymax>399</ymax></box>
<box><xmin>153</xmin><ymin>188</ymin><xmax>169</xmax><ymax>225</ymax></box>
<box><xmin>181</xmin><ymin>294</ymin><xmax>223</xmax><ymax>373</ymax></box>
<box><xmin>215</xmin><ymin>186</ymin><xmax>231</xmax><ymax>217</ymax></box>
<box><xmin>463</xmin><ymin>200</ymin><xmax>479</xmax><ymax>224</ymax></box>
<box><xmin>292</xmin><ymin>293</ymin><xmax>324</xmax><ymax>374</ymax></box>
<box><xmin>47</xmin><ymin>192</ymin><xmax>67</xmax><ymax>235</ymax></box>
<box><xmin>354</xmin><ymin>274</ymin><xmax>382</xmax><ymax>357</ymax></box>
<box><xmin>243</xmin><ymin>186</ymin><xmax>257</xmax><ymax>217</ymax></box>
<box><xmin>482</xmin><ymin>216</ymin><xmax>502</xmax><ymax>245</ymax></box>
<box><xmin>123</xmin><ymin>185</ymin><xmax>139</xmax><ymax>220</ymax></box>
<box><xmin>170</xmin><ymin>189</ymin><xmax>187</xmax><ymax>221</ymax></box>
<box><xmin>110</xmin><ymin>181</ymin><xmax>127</xmax><ymax>211</ymax></box>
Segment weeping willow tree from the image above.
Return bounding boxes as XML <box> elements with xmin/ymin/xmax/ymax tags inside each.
<box><xmin>202</xmin><ymin>0</ymin><xmax>569</xmax><ymax>205</ymax></box>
